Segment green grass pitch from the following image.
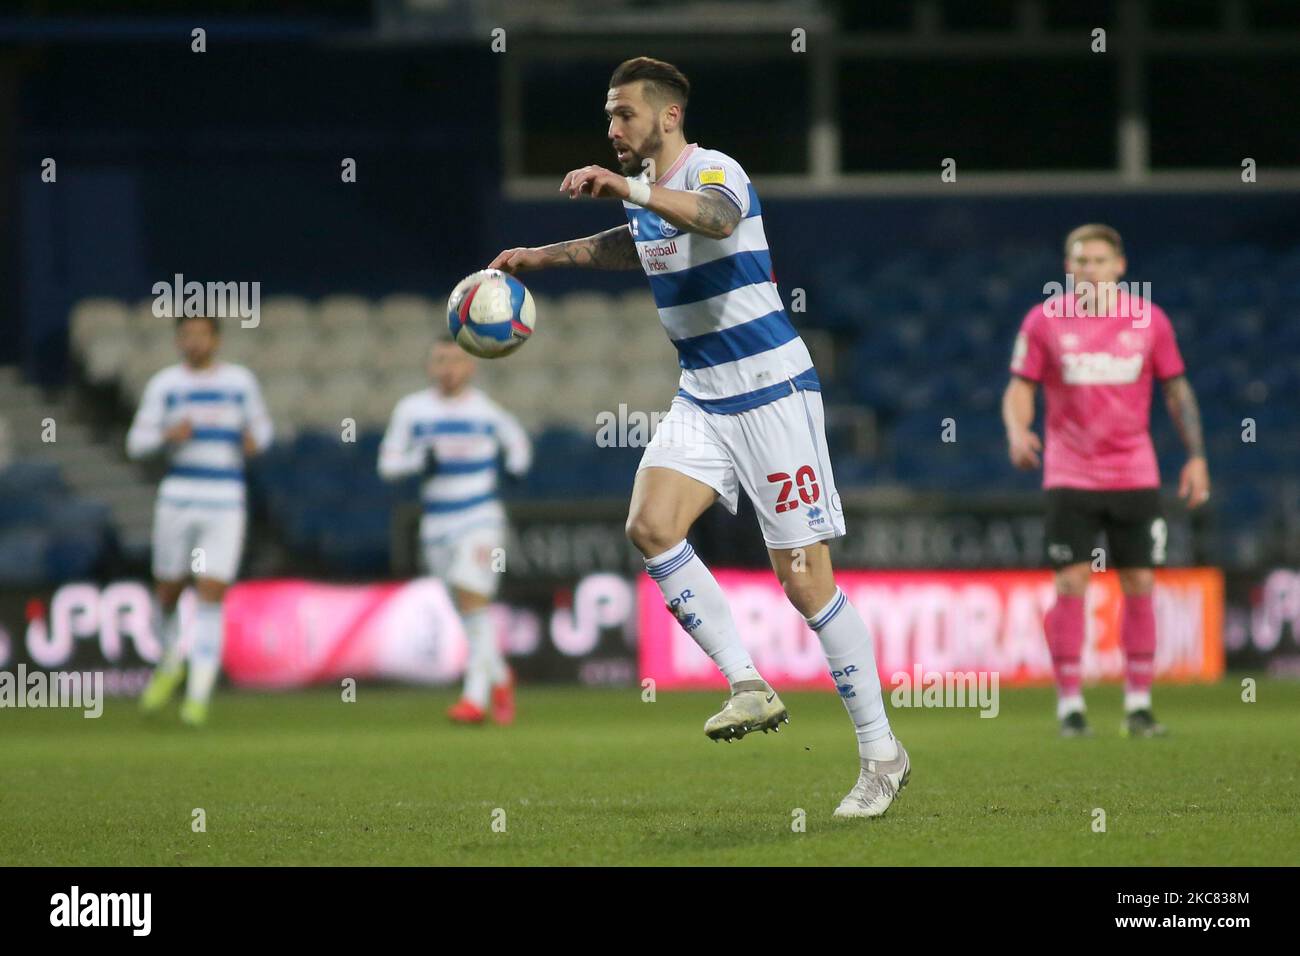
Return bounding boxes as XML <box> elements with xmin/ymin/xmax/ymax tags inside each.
<box><xmin>2</xmin><ymin>680</ymin><xmax>1296</xmax><ymax>866</ymax></box>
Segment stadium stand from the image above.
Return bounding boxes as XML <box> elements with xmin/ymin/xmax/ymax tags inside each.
<box><xmin>0</xmin><ymin>239</ymin><xmax>1289</xmax><ymax>580</ymax></box>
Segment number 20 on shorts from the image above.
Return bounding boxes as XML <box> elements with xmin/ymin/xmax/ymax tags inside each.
<box><xmin>767</xmin><ymin>465</ymin><xmax>820</xmax><ymax>514</ymax></box>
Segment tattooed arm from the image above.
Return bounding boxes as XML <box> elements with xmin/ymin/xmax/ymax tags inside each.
<box><xmin>1162</xmin><ymin>375</ymin><xmax>1211</xmax><ymax>507</ymax></box>
<box><xmin>488</xmin><ymin>158</ymin><xmax>744</xmax><ymax>277</ymax></box>
<box><xmin>1163</xmin><ymin>375</ymin><xmax>1206</xmax><ymax>458</ymax></box>
<box><xmin>540</xmin><ymin>226</ymin><xmax>642</xmax><ymax>270</ymax></box>
<box><xmin>552</xmin><ymin>161</ymin><xmax>743</xmax><ymax>239</ymax></box>
<box><xmin>647</xmin><ymin>187</ymin><xmax>742</xmax><ymax>240</ymax></box>
<box><xmin>488</xmin><ymin>225</ymin><xmax>641</xmax><ymax>273</ymax></box>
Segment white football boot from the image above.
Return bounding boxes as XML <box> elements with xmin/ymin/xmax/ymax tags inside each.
<box><xmin>704</xmin><ymin>680</ymin><xmax>789</xmax><ymax>741</ymax></box>
<box><xmin>832</xmin><ymin>741</ymin><xmax>911</xmax><ymax>819</ymax></box>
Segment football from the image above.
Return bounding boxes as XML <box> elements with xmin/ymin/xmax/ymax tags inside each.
<box><xmin>447</xmin><ymin>268</ymin><xmax>536</xmax><ymax>358</ymax></box>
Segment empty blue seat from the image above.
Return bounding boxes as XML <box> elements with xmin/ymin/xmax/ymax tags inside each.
<box><xmin>0</xmin><ymin>529</ymin><xmax>51</xmax><ymax>586</ymax></box>
<box><xmin>0</xmin><ymin>462</ymin><xmax>64</xmax><ymax>498</ymax></box>
<box><xmin>46</xmin><ymin>531</ymin><xmax>105</xmax><ymax>580</ymax></box>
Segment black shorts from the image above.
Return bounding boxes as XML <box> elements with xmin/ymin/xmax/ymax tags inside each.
<box><xmin>1043</xmin><ymin>488</ymin><xmax>1167</xmax><ymax>570</ymax></box>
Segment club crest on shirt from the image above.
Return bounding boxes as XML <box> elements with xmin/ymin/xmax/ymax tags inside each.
<box><xmin>1059</xmin><ymin>332</ymin><xmax>1081</xmax><ymax>350</ymax></box>
<box><xmin>1118</xmin><ymin>329</ymin><xmax>1143</xmax><ymax>350</ymax></box>
<box><xmin>659</xmin><ymin>220</ymin><xmax>678</xmax><ymax>238</ymax></box>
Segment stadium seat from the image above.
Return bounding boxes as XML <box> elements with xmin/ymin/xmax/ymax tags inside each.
<box><xmin>376</xmin><ymin>293</ymin><xmax>435</xmax><ymax>335</ymax></box>
<box><xmin>260</xmin><ymin>296</ymin><xmax>313</xmax><ymax>340</ymax></box>
<box><xmin>316</xmin><ymin>294</ymin><xmax>373</xmax><ymax>331</ymax></box>
<box><xmin>0</xmin><ymin>528</ymin><xmax>52</xmax><ymax>586</ymax></box>
<box><xmin>69</xmin><ymin>298</ymin><xmax>130</xmax><ymax>363</ymax></box>
<box><xmin>0</xmin><ymin>461</ymin><xmax>66</xmax><ymax>498</ymax></box>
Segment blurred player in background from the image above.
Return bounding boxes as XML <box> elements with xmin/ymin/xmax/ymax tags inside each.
<box><xmin>379</xmin><ymin>341</ymin><xmax>532</xmax><ymax>725</ymax></box>
<box><xmin>129</xmin><ymin>315</ymin><xmax>273</xmax><ymax>725</ymax></box>
<box><xmin>488</xmin><ymin>57</ymin><xmax>908</xmax><ymax>818</ymax></box>
<box><xmin>1003</xmin><ymin>224</ymin><xmax>1210</xmax><ymax>738</ymax></box>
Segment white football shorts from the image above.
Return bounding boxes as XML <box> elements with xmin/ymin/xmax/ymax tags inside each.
<box><xmin>151</xmin><ymin>498</ymin><xmax>247</xmax><ymax>583</ymax></box>
<box><xmin>637</xmin><ymin>386</ymin><xmax>846</xmax><ymax>550</ymax></box>
<box><xmin>420</xmin><ymin>521</ymin><xmax>507</xmax><ymax>599</ymax></box>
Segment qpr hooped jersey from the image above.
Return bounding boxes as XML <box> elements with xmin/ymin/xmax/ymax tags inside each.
<box><xmin>125</xmin><ymin>362</ymin><xmax>273</xmax><ymax>507</ymax></box>
<box><xmin>623</xmin><ymin>144</ymin><xmax>818</xmax><ymax>414</ymax></box>
<box><xmin>377</xmin><ymin>386</ymin><xmax>532</xmax><ymax>538</ymax></box>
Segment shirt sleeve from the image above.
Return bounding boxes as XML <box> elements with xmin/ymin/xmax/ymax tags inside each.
<box><xmin>494</xmin><ymin>406</ymin><xmax>532</xmax><ymax>477</ymax></box>
<box><xmin>377</xmin><ymin>398</ymin><xmax>424</xmax><ymax>481</ymax></box>
<box><xmin>1150</xmin><ymin>305</ymin><xmax>1186</xmax><ymax>381</ymax></box>
<box><xmin>683</xmin><ymin>152</ymin><xmax>749</xmax><ymax>216</ymax></box>
<box><xmin>1009</xmin><ymin>308</ymin><xmax>1047</xmax><ymax>382</ymax></box>
<box><xmin>125</xmin><ymin>373</ymin><xmax>167</xmax><ymax>460</ymax></box>
<box><xmin>242</xmin><ymin>372</ymin><xmax>274</xmax><ymax>453</ymax></box>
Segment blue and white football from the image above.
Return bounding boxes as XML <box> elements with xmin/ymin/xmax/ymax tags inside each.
<box><xmin>447</xmin><ymin>269</ymin><xmax>536</xmax><ymax>359</ymax></box>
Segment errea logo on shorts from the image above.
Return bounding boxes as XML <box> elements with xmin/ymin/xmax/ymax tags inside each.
<box><xmin>50</xmin><ymin>886</ymin><xmax>151</xmax><ymax>936</ymax></box>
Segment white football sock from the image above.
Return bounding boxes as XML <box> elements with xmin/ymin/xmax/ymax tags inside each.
<box><xmin>645</xmin><ymin>539</ymin><xmax>761</xmax><ymax>688</ymax></box>
<box><xmin>1056</xmin><ymin>694</ymin><xmax>1086</xmax><ymax>720</ymax></box>
<box><xmin>1124</xmin><ymin>689</ymin><xmax>1152</xmax><ymax>713</ymax></box>
<box><xmin>185</xmin><ymin>599</ymin><xmax>225</xmax><ymax>705</ymax></box>
<box><xmin>806</xmin><ymin>588</ymin><xmax>897</xmax><ymax>762</ymax></box>
<box><xmin>154</xmin><ymin>603</ymin><xmax>183</xmax><ymax>673</ymax></box>
<box><xmin>461</xmin><ymin>607</ymin><xmax>497</xmax><ymax>707</ymax></box>
<box><xmin>481</xmin><ymin>613</ymin><xmax>510</xmax><ymax>688</ymax></box>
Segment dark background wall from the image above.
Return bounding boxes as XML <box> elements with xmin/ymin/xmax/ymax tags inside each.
<box><xmin>14</xmin><ymin>41</ymin><xmax>1300</xmax><ymax>384</ymax></box>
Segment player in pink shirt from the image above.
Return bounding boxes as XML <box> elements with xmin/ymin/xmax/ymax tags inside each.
<box><xmin>1002</xmin><ymin>223</ymin><xmax>1211</xmax><ymax>737</ymax></box>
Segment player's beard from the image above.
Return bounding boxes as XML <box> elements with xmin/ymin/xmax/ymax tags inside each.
<box><xmin>619</xmin><ymin>128</ymin><xmax>662</xmax><ymax>176</ymax></box>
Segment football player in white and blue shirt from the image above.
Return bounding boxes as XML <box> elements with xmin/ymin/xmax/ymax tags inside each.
<box><xmin>488</xmin><ymin>57</ymin><xmax>907</xmax><ymax>818</ymax></box>
<box><xmin>127</xmin><ymin>315</ymin><xmax>273</xmax><ymax>726</ymax></box>
<box><xmin>379</xmin><ymin>340</ymin><xmax>531</xmax><ymax>725</ymax></box>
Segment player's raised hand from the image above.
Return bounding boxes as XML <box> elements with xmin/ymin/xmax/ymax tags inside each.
<box><xmin>486</xmin><ymin>247</ymin><xmax>547</xmax><ymax>274</ymax></box>
<box><xmin>164</xmin><ymin>419</ymin><xmax>193</xmax><ymax>444</ymax></box>
<box><xmin>1179</xmin><ymin>455</ymin><xmax>1211</xmax><ymax>508</ymax></box>
<box><xmin>1007</xmin><ymin>428</ymin><xmax>1042</xmax><ymax>470</ymax></box>
<box><xmin>559</xmin><ymin>164</ymin><xmax>629</xmax><ymax>200</ymax></box>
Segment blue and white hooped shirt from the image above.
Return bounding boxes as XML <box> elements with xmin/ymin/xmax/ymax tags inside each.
<box><xmin>623</xmin><ymin>143</ymin><xmax>818</xmax><ymax>414</ymax></box>
<box><xmin>126</xmin><ymin>362</ymin><xmax>273</xmax><ymax>508</ymax></box>
<box><xmin>377</xmin><ymin>386</ymin><xmax>532</xmax><ymax>540</ymax></box>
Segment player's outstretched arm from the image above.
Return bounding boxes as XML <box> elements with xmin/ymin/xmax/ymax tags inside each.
<box><xmin>376</xmin><ymin>403</ymin><xmax>425</xmax><ymax>481</ymax></box>
<box><xmin>552</xmin><ymin>163</ymin><xmax>741</xmax><ymax>240</ymax></box>
<box><xmin>242</xmin><ymin>373</ymin><xmax>274</xmax><ymax>457</ymax></box>
<box><xmin>1002</xmin><ymin>375</ymin><xmax>1042</xmax><ymax>470</ymax></box>
<box><xmin>646</xmin><ymin>187</ymin><xmax>741</xmax><ymax>240</ymax></box>
<box><xmin>125</xmin><ymin>375</ymin><xmax>170</xmax><ymax>459</ymax></box>
<box><xmin>487</xmin><ymin>225</ymin><xmax>640</xmax><ymax>273</ymax></box>
<box><xmin>1162</xmin><ymin>375</ymin><xmax>1211</xmax><ymax>507</ymax></box>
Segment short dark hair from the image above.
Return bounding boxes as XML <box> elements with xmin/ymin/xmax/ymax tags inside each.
<box><xmin>175</xmin><ymin>315</ymin><xmax>220</xmax><ymax>333</ymax></box>
<box><xmin>609</xmin><ymin>57</ymin><xmax>690</xmax><ymax>110</ymax></box>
